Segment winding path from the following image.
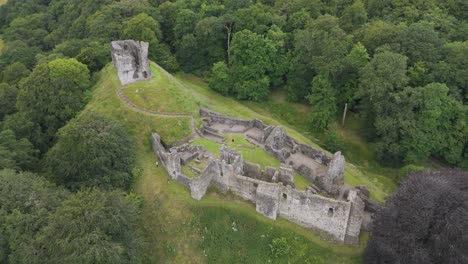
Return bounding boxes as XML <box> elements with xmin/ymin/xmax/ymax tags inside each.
<box><xmin>116</xmin><ymin>65</ymin><xmax>199</xmax><ymax>145</ymax></box>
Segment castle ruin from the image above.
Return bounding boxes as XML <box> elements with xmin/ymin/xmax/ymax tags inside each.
<box><xmin>111</xmin><ymin>40</ymin><xmax>153</xmax><ymax>86</ymax></box>
<box><xmin>151</xmin><ymin>109</ymin><xmax>374</xmax><ymax>245</ymax></box>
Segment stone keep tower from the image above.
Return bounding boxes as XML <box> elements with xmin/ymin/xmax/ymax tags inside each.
<box><xmin>111</xmin><ymin>40</ymin><xmax>154</xmax><ymax>86</ymax></box>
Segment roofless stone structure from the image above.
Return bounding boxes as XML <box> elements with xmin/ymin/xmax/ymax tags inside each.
<box><xmin>151</xmin><ymin>109</ymin><xmax>374</xmax><ymax>245</ymax></box>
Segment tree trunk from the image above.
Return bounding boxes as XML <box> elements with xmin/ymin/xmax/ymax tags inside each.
<box><xmin>342</xmin><ymin>103</ymin><xmax>348</xmax><ymax>127</ymax></box>
<box><xmin>225</xmin><ymin>23</ymin><xmax>232</xmax><ymax>67</ymax></box>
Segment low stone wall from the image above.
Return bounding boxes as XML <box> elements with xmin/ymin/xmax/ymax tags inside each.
<box><xmin>200</xmin><ymin>108</ymin><xmax>251</xmax><ymax>128</ymax></box>
<box><xmin>296</xmin><ymin>143</ymin><xmax>331</xmax><ymax>165</ymax></box>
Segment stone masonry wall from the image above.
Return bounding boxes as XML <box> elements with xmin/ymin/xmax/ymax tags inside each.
<box><xmin>111</xmin><ymin>40</ymin><xmax>153</xmax><ymax>86</ymax></box>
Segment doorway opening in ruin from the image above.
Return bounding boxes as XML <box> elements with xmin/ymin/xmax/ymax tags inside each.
<box><xmin>282</xmin><ymin>193</ymin><xmax>287</xmax><ymax>199</ymax></box>
<box><xmin>328</xmin><ymin>207</ymin><xmax>334</xmax><ymax>216</ymax></box>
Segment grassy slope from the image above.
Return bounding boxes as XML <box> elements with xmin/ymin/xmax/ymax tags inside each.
<box><xmin>85</xmin><ymin>63</ymin><xmax>385</xmax><ymax>263</ymax></box>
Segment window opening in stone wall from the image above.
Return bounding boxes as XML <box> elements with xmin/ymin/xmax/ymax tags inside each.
<box><xmin>283</xmin><ymin>193</ymin><xmax>287</xmax><ymax>199</ymax></box>
<box><xmin>253</xmin><ymin>183</ymin><xmax>258</xmax><ymax>188</ymax></box>
<box><xmin>328</xmin><ymin>207</ymin><xmax>334</xmax><ymax>216</ymax></box>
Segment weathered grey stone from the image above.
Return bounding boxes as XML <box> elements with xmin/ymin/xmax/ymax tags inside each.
<box><xmin>319</xmin><ymin>152</ymin><xmax>345</xmax><ymax>195</ymax></box>
<box><xmin>111</xmin><ymin>40</ymin><xmax>153</xmax><ymax>86</ymax></box>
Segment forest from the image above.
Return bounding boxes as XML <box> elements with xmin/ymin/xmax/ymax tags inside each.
<box><xmin>0</xmin><ymin>0</ymin><xmax>467</xmax><ymax>263</ymax></box>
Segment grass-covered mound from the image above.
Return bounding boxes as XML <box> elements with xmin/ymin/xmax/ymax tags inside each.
<box><xmin>84</xmin><ymin>63</ymin><xmax>393</xmax><ymax>262</ymax></box>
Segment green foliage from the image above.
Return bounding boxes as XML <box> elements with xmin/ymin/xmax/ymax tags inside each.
<box><xmin>234</xmin><ymin>3</ymin><xmax>284</xmax><ymax>34</ymax></box>
<box><xmin>1</xmin><ymin>62</ymin><xmax>30</xmax><ymax>85</ymax></box>
<box><xmin>45</xmin><ymin>112</ymin><xmax>135</xmax><ymax>190</ymax></box>
<box><xmin>340</xmin><ymin>0</ymin><xmax>367</xmax><ymax>32</ymax></box>
<box><xmin>152</xmin><ymin>43</ymin><xmax>179</xmax><ymax>72</ymax></box>
<box><xmin>0</xmin><ymin>170</ymin><xmax>141</xmax><ymax>263</ymax></box>
<box><xmin>307</xmin><ymin>75</ymin><xmax>337</xmax><ymax>131</ymax></box>
<box><xmin>0</xmin><ymin>129</ymin><xmax>36</xmax><ymax>170</ymax></box>
<box><xmin>34</xmin><ymin>189</ymin><xmax>141</xmax><ymax>263</ymax></box>
<box><xmin>76</xmin><ymin>42</ymin><xmax>110</xmax><ymax>73</ymax></box>
<box><xmin>208</xmin><ymin>61</ymin><xmax>230</xmax><ymax>95</ymax></box>
<box><xmin>230</xmin><ymin>29</ymin><xmax>277</xmax><ymax>101</ymax></box>
<box><xmin>269</xmin><ymin>237</ymin><xmax>291</xmax><ymax>257</ymax></box>
<box><xmin>0</xmin><ymin>83</ymin><xmax>17</xmax><ymax>119</ymax></box>
<box><xmin>0</xmin><ymin>169</ymin><xmax>69</xmax><ymax>263</ymax></box>
<box><xmin>16</xmin><ymin>58</ymin><xmax>91</xmax><ymax>150</ymax></box>
<box><xmin>123</xmin><ymin>13</ymin><xmax>160</xmax><ymax>43</ymax></box>
<box><xmin>288</xmin><ymin>15</ymin><xmax>351</xmax><ymax>102</ymax></box>
<box><xmin>0</xmin><ymin>40</ymin><xmax>41</xmax><ymax>71</ymax></box>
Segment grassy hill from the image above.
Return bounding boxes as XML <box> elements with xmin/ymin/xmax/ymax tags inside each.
<box><xmin>83</xmin><ymin>63</ymin><xmax>396</xmax><ymax>263</ymax></box>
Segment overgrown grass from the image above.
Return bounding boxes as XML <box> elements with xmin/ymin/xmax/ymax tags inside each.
<box><xmin>84</xmin><ymin>63</ymin><xmax>388</xmax><ymax>262</ymax></box>
<box><xmin>194</xmin><ymin>205</ymin><xmax>363</xmax><ymax>263</ymax></box>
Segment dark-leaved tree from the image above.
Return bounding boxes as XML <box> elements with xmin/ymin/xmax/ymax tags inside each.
<box><xmin>365</xmin><ymin>170</ymin><xmax>468</xmax><ymax>263</ymax></box>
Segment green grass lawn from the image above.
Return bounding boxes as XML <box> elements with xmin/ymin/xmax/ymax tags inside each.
<box><xmin>83</xmin><ymin>63</ymin><xmax>388</xmax><ymax>263</ymax></box>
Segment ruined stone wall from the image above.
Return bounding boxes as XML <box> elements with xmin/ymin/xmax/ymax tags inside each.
<box><xmin>228</xmin><ymin>174</ymin><xmax>260</xmax><ymax>202</ymax></box>
<box><xmin>151</xmin><ymin>132</ymin><xmax>363</xmax><ymax>246</ymax></box>
<box><xmin>296</xmin><ymin>143</ymin><xmax>332</xmax><ymax>165</ymax></box>
<box><xmin>200</xmin><ymin>108</ymin><xmax>251</xmax><ymax>129</ymax></box>
<box><xmin>189</xmin><ymin>159</ymin><xmax>219</xmax><ymax>200</ymax></box>
<box><xmin>344</xmin><ymin>190</ymin><xmax>365</xmax><ymax>245</ymax></box>
<box><xmin>255</xmin><ymin>183</ymin><xmax>281</xmax><ymax>220</ymax></box>
<box><xmin>278</xmin><ymin>188</ymin><xmax>351</xmax><ymax>242</ymax></box>
<box><xmin>151</xmin><ymin>133</ymin><xmax>181</xmax><ymax>179</ymax></box>
<box><xmin>319</xmin><ymin>152</ymin><xmax>345</xmax><ymax>195</ymax></box>
<box><xmin>111</xmin><ymin>40</ymin><xmax>153</xmax><ymax>86</ymax></box>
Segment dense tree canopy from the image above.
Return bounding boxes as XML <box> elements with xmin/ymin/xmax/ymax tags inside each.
<box><xmin>365</xmin><ymin>170</ymin><xmax>468</xmax><ymax>263</ymax></box>
<box><xmin>1</xmin><ymin>0</ymin><xmax>466</xmax><ymax>168</ymax></box>
<box><xmin>0</xmin><ymin>170</ymin><xmax>140</xmax><ymax>264</ymax></box>
<box><xmin>45</xmin><ymin>112</ymin><xmax>135</xmax><ymax>190</ymax></box>
<box><xmin>16</xmin><ymin>58</ymin><xmax>91</xmax><ymax>151</ymax></box>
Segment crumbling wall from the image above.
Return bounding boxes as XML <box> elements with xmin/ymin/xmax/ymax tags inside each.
<box><xmin>189</xmin><ymin>159</ymin><xmax>219</xmax><ymax>200</ymax></box>
<box><xmin>296</xmin><ymin>143</ymin><xmax>331</xmax><ymax>165</ymax></box>
<box><xmin>150</xmin><ymin>130</ymin><xmax>363</xmax><ymax>246</ymax></box>
<box><xmin>319</xmin><ymin>152</ymin><xmax>345</xmax><ymax>195</ymax></box>
<box><xmin>200</xmin><ymin>108</ymin><xmax>251</xmax><ymax>130</ymax></box>
<box><xmin>278</xmin><ymin>164</ymin><xmax>295</xmax><ymax>186</ymax></box>
<box><xmin>278</xmin><ymin>187</ymin><xmax>351</xmax><ymax>242</ymax></box>
<box><xmin>344</xmin><ymin>190</ymin><xmax>365</xmax><ymax>245</ymax></box>
<box><xmin>255</xmin><ymin>183</ymin><xmax>281</xmax><ymax>220</ymax></box>
<box><xmin>229</xmin><ymin>175</ymin><xmax>259</xmax><ymax>202</ymax></box>
<box><xmin>111</xmin><ymin>40</ymin><xmax>153</xmax><ymax>86</ymax></box>
<box><xmin>151</xmin><ymin>133</ymin><xmax>181</xmax><ymax>179</ymax></box>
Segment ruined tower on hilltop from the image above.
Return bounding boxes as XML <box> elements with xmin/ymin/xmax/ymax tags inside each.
<box><xmin>111</xmin><ymin>40</ymin><xmax>153</xmax><ymax>86</ymax></box>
